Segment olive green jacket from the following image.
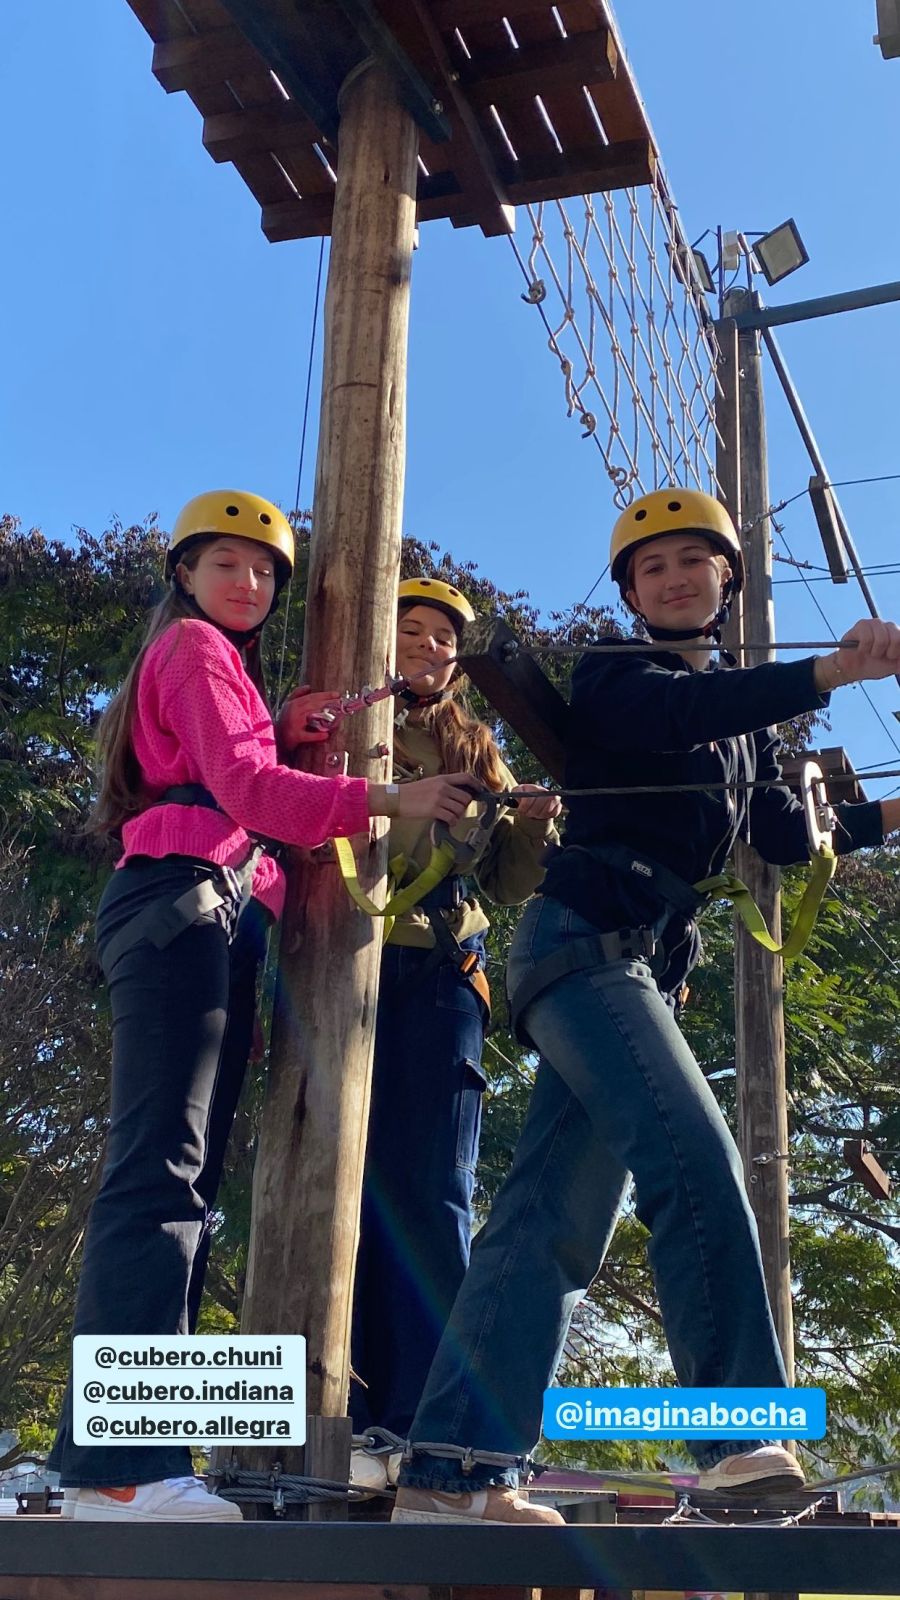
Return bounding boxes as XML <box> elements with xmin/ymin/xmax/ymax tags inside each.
<box><xmin>386</xmin><ymin>719</ymin><xmax>558</xmax><ymax>948</ymax></box>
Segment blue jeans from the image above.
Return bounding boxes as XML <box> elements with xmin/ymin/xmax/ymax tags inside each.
<box><xmin>350</xmin><ymin>935</ymin><xmax>487</xmax><ymax>1438</ymax></box>
<box><xmin>48</xmin><ymin>858</ymin><xmax>266</xmax><ymax>1487</ymax></box>
<box><xmin>399</xmin><ymin>895</ymin><xmax>787</xmax><ymax>1490</ymax></box>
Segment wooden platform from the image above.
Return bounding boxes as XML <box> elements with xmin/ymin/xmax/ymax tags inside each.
<box><xmin>123</xmin><ymin>0</ymin><xmax>658</xmax><ymax>238</ymax></box>
<box><xmin>4</xmin><ymin>1518</ymin><xmax>900</xmax><ymax>1599</ymax></box>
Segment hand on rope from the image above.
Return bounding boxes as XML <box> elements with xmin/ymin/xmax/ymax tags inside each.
<box><xmin>827</xmin><ymin>617</ymin><xmax>900</xmax><ymax>686</ymax></box>
<box><xmin>390</xmin><ymin>773</ymin><xmax>483</xmax><ymax>824</ymax></box>
<box><xmin>512</xmin><ymin>783</ymin><xmax>563</xmax><ymax>823</ymax></box>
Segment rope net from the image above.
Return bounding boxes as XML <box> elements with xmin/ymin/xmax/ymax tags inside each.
<box><xmin>512</xmin><ymin>177</ymin><xmax>722</xmax><ymax>510</ymax></box>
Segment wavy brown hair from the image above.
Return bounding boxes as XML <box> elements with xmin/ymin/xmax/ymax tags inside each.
<box><xmin>401</xmin><ymin>679</ymin><xmax>508</xmax><ymax>792</ymax></box>
<box><xmin>90</xmin><ymin>541</ymin><xmax>270</xmax><ymax>839</ymax></box>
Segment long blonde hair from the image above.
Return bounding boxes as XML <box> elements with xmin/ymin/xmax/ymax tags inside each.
<box><xmin>90</xmin><ymin>543</ymin><xmax>269</xmax><ymax>838</ymax></box>
<box><xmin>400</xmin><ymin>679</ymin><xmax>508</xmax><ymax>792</ymax></box>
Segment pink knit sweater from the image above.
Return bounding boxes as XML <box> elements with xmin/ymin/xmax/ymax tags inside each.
<box><xmin>119</xmin><ymin>620</ymin><xmax>370</xmax><ymax>920</ymax></box>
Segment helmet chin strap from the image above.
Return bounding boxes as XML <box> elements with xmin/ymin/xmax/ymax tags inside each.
<box><xmin>397</xmin><ymin>684</ymin><xmax>452</xmax><ymax>710</ymax></box>
<box><xmin>642</xmin><ymin>600</ymin><xmax>731</xmax><ymax>644</ymax></box>
<box><xmin>637</xmin><ymin>596</ymin><xmax>736</xmax><ymax>663</ymax></box>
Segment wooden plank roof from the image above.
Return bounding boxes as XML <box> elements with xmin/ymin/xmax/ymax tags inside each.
<box><xmin>124</xmin><ymin>0</ymin><xmax>657</xmax><ymax>239</ymax></box>
<box><xmin>780</xmin><ymin>746</ymin><xmax>869</xmax><ymax>806</ymax></box>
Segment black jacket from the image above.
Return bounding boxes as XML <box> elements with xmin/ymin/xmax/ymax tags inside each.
<box><xmin>541</xmin><ymin>640</ymin><xmax>884</xmax><ymax>995</ymax></box>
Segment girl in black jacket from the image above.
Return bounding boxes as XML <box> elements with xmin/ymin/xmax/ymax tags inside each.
<box><xmin>390</xmin><ymin>488</ymin><xmax>900</xmax><ymax>1527</ymax></box>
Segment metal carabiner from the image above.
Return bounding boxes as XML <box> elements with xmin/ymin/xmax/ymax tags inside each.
<box><xmin>430</xmin><ymin>789</ymin><xmax>519</xmax><ymax>870</ymax></box>
<box><xmin>799</xmin><ymin>760</ymin><xmax>835</xmax><ymax>856</ymax></box>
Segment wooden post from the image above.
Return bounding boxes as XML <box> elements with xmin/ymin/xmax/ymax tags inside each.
<box><xmin>236</xmin><ymin>60</ymin><xmax>419</xmax><ymax>1503</ymax></box>
<box><xmin>721</xmin><ymin>288</ymin><xmax>795</xmax><ymax>1384</ymax></box>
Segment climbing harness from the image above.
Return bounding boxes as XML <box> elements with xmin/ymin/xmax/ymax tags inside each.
<box><xmin>332</xmin><ymin>830</ymin><xmax>460</xmax><ymax>940</ymax></box>
<box><xmin>332</xmin><ymin>789</ymin><xmax>518</xmax><ymax>960</ymax></box>
<box><xmin>509</xmin><ymin>764</ymin><xmax>837</xmax><ymax>1044</ymax></box>
<box><xmin>334</xmin><ymin>788</ymin><xmax>517</xmax><ymax>1009</ymax></box>
<box><xmin>101</xmin><ymin>785</ymin><xmax>267</xmax><ymax>972</ymax></box>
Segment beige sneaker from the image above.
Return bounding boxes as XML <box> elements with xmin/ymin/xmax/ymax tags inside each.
<box><xmin>391</xmin><ymin>1485</ymin><xmax>564</xmax><ymax>1526</ymax></box>
<box><xmin>697</xmin><ymin>1445</ymin><xmax>806</xmax><ymax>1496</ymax></box>
<box><xmin>350</xmin><ymin>1448</ymin><xmax>403</xmax><ymax>1493</ymax></box>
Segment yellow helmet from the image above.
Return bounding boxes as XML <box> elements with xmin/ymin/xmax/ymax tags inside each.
<box><xmin>165</xmin><ymin>490</ymin><xmax>294</xmax><ymax>587</ymax></box>
<box><xmin>610</xmin><ymin>487</ymin><xmax>744</xmax><ymax>597</ymax></box>
<box><xmin>397</xmin><ymin>576</ymin><xmax>475</xmax><ymax>634</ymax></box>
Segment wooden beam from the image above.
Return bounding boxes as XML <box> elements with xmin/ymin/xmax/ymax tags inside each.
<box><xmin>126</xmin><ymin>0</ymin><xmax>195</xmax><ymax>43</ymax></box>
<box><xmin>7</xmin><ymin>1518</ymin><xmax>900</xmax><ymax>1591</ymax></box>
<box><xmin>459</xmin><ymin>617</ymin><xmax>569</xmax><ymax>783</ymax></box>
<box><xmin>843</xmin><ymin>1139</ymin><xmax>893</xmax><ymax>1202</ymax></box>
<box><xmin>333</xmin><ymin>0</ymin><xmax>452</xmax><ymax>142</ymax></box>
<box><xmin>725</xmin><ymin>289</ymin><xmax>795</xmax><ymax>1389</ymax></box>
<box><xmin>808</xmin><ymin>473</ymin><xmax>849</xmax><ymax>583</ymax></box>
<box><xmin>780</xmin><ymin>746</ymin><xmax>868</xmax><ymax>806</ymax></box>
<box><xmin>261</xmin><ymin>170</ymin><xmax>466</xmax><ymax>241</ymax></box>
<box><xmin>460</xmin><ymin>29</ymin><xmax>617</xmax><ymax>105</ymax></box>
<box><xmin>403</xmin><ymin>0</ymin><xmax>516</xmax><ymax>236</ymax></box>
<box><xmin>202</xmin><ymin>102</ymin><xmax>321</xmax><ymax>163</ymax></box>
<box><xmin>151</xmin><ymin>29</ymin><xmax>264</xmax><ymax>93</ymax></box>
<box><xmin>262</xmin><ymin>195</ymin><xmax>334</xmax><ymax>241</ymax></box>
<box><xmin>241</xmin><ymin>62</ymin><xmax>418</xmax><ymax>1474</ymax></box>
<box><xmin>506</xmin><ymin>3</ymin><xmax>618</xmax><ymax>153</ymax></box>
<box><xmin>501</xmin><ymin>138</ymin><xmax>655</xmax><ymax>204</ymax></box>
<box><xmin>432</xmin><ymin>0</ymin><xmax>602</xmax><ymax>23</ymax></box>
<box><xmin>215</xmin><ymin>0</ymin><xmax>349</xmax><ymax>142</ymax></box>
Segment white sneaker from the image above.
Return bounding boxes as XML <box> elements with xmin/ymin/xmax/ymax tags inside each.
<box><xmin>697</xmin><ymin>1445</ymin><xmax>806</xmax><ymax>1496</ymax></box>
<box><xmin>62</xmin><ymin>1476</ymin><xmax>243</xmax><ymax>1522</ymax></box>
<box><xmin>350</xmin><ymin>1448</ymin><xmax>403</xmax><ymax>1493</ymax></box>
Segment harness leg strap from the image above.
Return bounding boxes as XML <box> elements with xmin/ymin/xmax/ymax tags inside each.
<box><xmin>508</xmin><ymin>927</ymin><xmax>656</xmax><ymax>1046</ymax></box>
<box><xmin>100</xmin><ymin>878</ymin><xmax>230</xmax><ymax>974</ymax></box>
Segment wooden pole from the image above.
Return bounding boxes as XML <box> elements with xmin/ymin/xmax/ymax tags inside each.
<box><xmin>722</xmin><ymin>288</ymin><xmax>795</xmax><ymax>1385</ymax></box>
<box><xmin>236</xmin><ymin>59</ymin><xmax>419</xmax><ymax>1502</ymax></box>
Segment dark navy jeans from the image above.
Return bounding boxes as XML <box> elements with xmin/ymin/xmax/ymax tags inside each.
<box><xmin>399</xmin><ymin>895</ymin><xmax>787</xmax><ymax>1490</ymax></box>
<box><xmin>48</xmin><ymin>857</ymin><xmax>266</xmax><ymax>1487</ymax></box>
<box><xmin>350</xmin><ymin>934</ymin><xmax>487</xmax><ymax>1439</ymax></box>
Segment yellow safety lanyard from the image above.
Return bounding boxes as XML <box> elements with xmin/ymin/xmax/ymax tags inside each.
<box><xmin>332</xmin><ymin>791</ymin><xmax>513</xmax><ymax>941</ymax></box>
<box><xmin>332</xmin><ymin>834</ymin><xmax>458</xmax><ymax>942</ymax></box>
<box><xmin>694</xmin><ymin>760</ymin><xmax>837</xmax><ymax>961</ymax></box>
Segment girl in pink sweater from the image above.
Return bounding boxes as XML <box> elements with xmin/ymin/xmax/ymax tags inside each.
<box><xmin>50</xmin><ymin>490</ymin><xmax>476</xmax><ymax>1523</ymax></box>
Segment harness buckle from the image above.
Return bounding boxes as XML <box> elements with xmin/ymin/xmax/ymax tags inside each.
<box><xmin>431</xmin><ymin>790</ymin><xmax>509</xmax><ymax>871</ymax></box>
<box><xmin>614</xmin><ymin>927</ymin><xmax>657</xmax><ymax>963</ymax></box>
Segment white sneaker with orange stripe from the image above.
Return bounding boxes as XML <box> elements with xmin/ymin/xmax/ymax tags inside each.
<box><xmin>60</xmin><ymin>1476</ymin><xmax>243</xmax><ymax>1522</ymax></box>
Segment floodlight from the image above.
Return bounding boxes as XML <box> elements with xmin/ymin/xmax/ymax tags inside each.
<box><xmin>672</xmin><ymin>244</ymin><xmax>715</xmax><ymax>295</ymax></box>
<box><xmin>689</xmin><ymin>249</ymin><xmax>715</xmax><ymax>295</ymax></box>
<box><xmin>752</xmin><ymin>219</ymin><xmax>809</xmax><ymax>286</ymax></box>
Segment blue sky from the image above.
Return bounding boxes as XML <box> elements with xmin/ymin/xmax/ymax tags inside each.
<box><xmin>5</xmin><ymin>1</ymin><xmax>900</xmax><ymax>792</ymax></box>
